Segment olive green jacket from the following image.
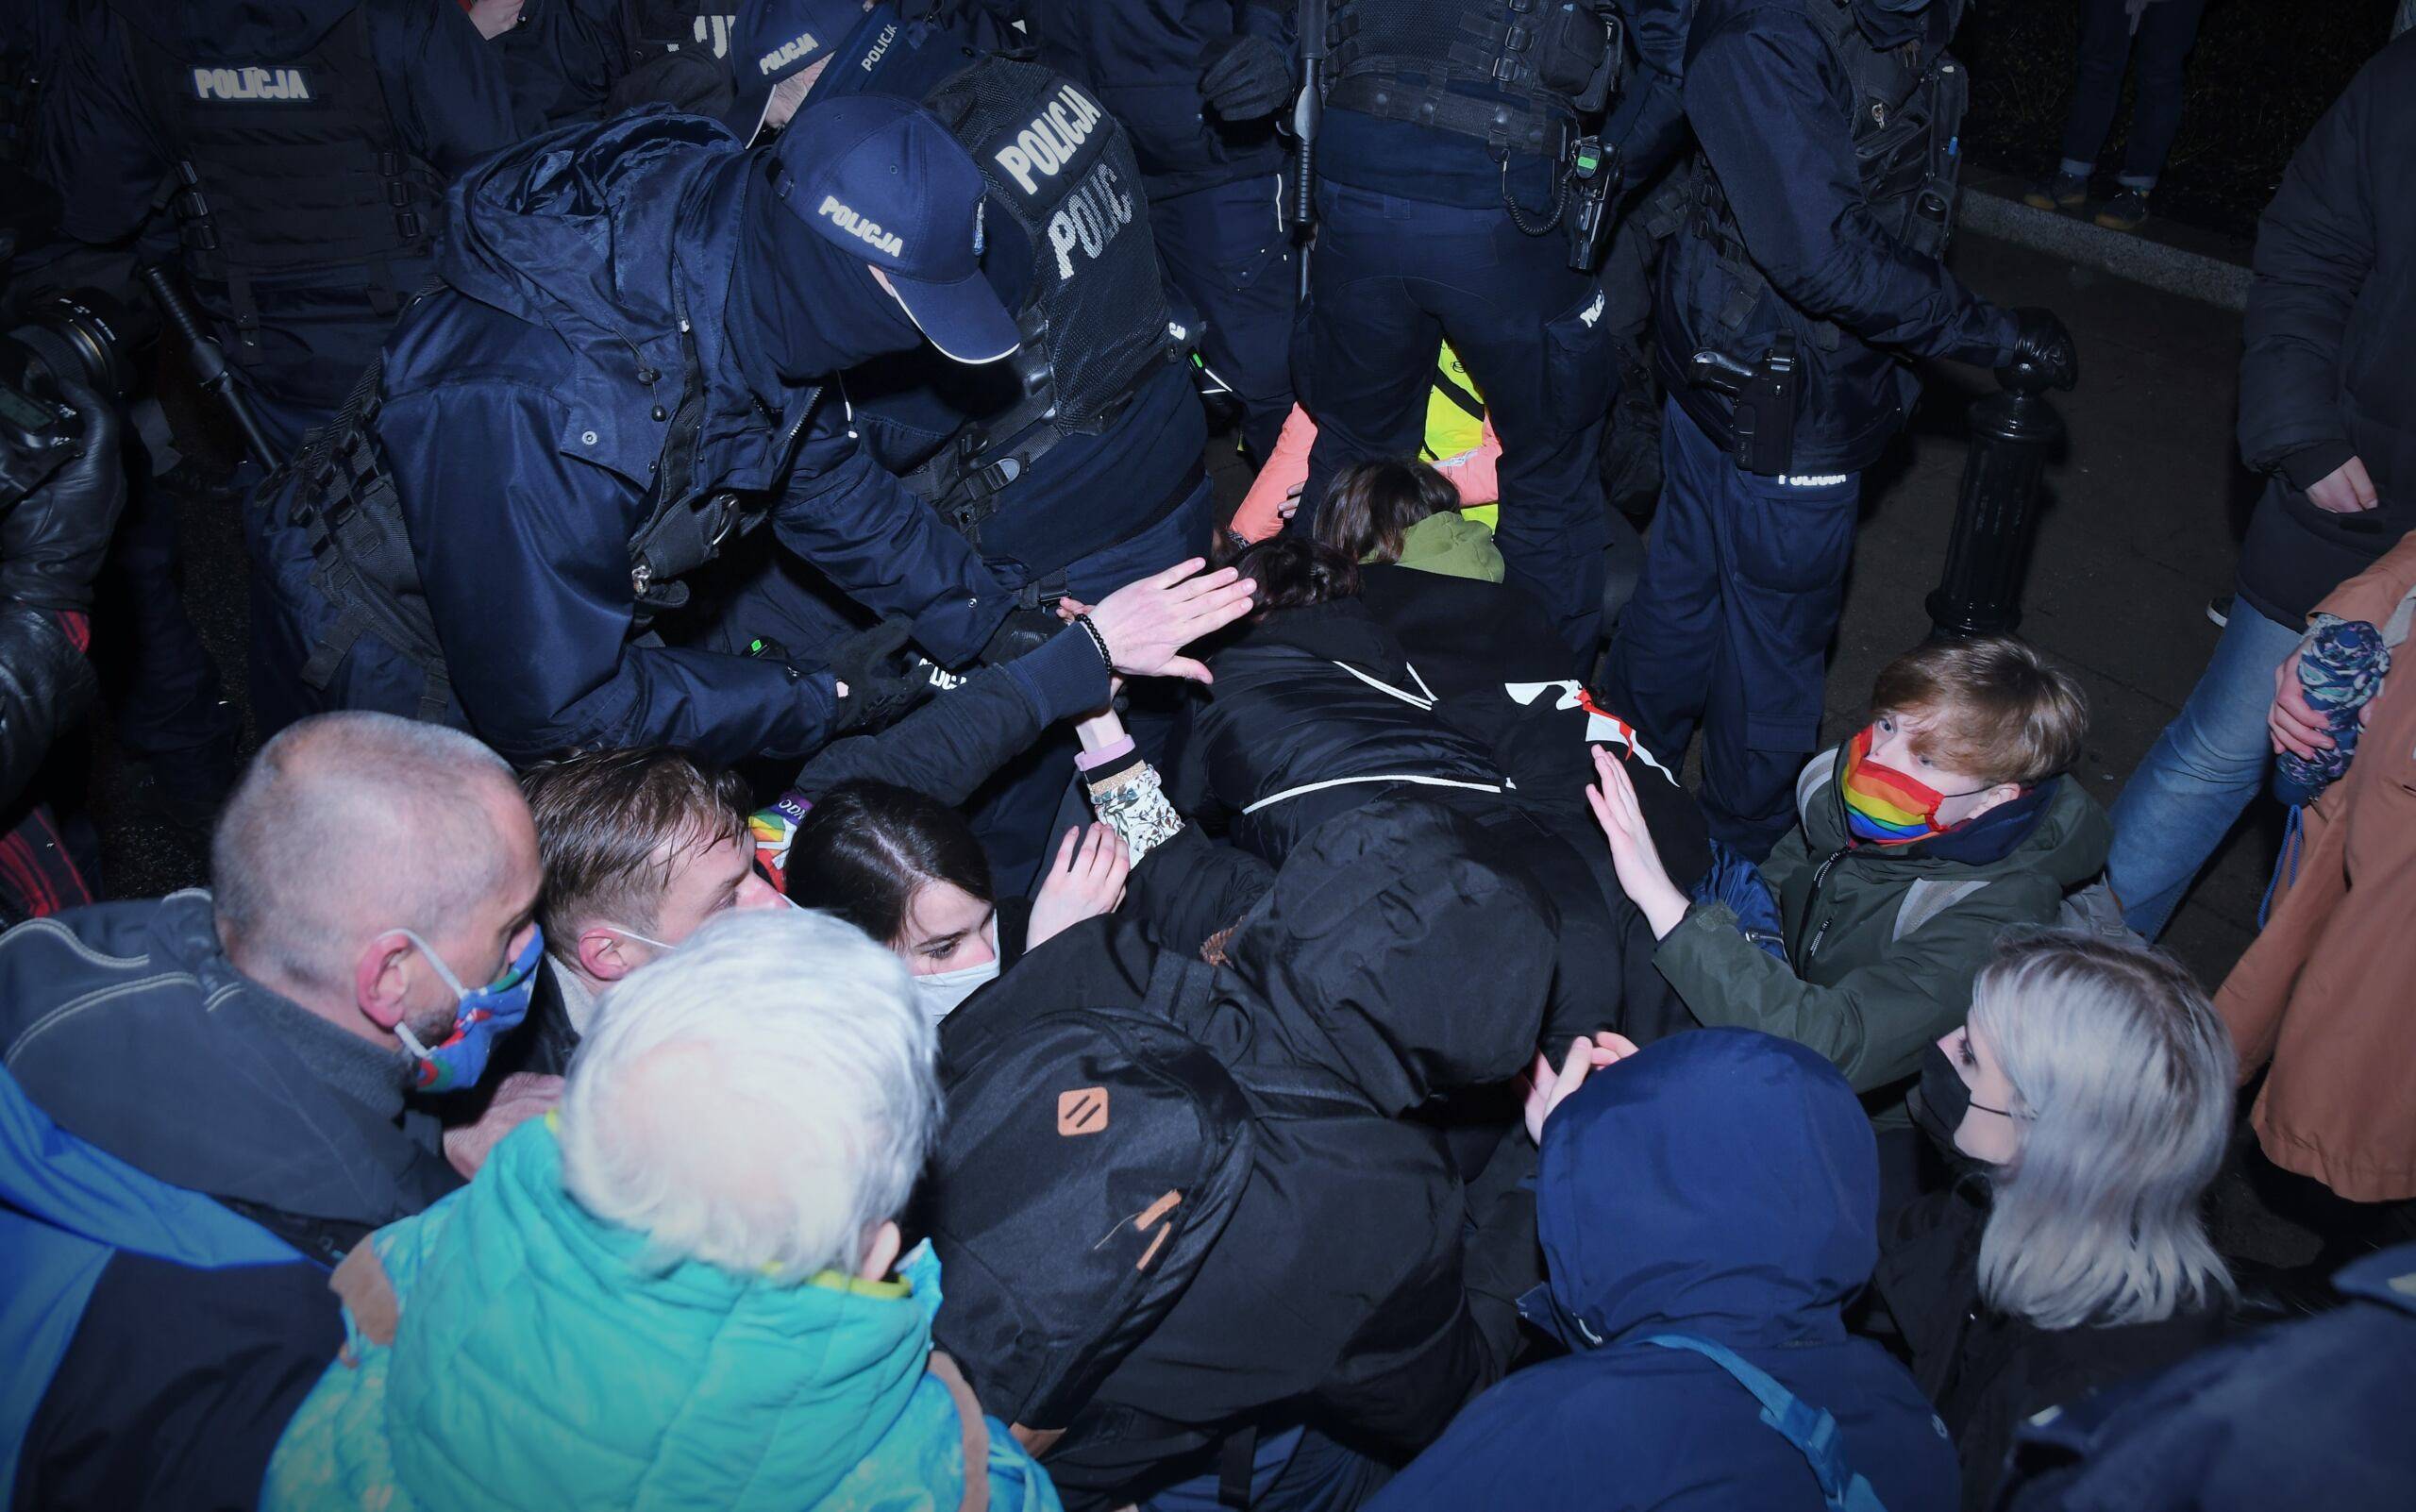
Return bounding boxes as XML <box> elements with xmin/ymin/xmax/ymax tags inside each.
<box><xmin>1655</xmin><ymin>746</ymin><xmax>2111</xmax><ymax>1112</ymax></box>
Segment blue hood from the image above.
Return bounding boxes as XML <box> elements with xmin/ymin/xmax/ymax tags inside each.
<box><xmin>1535</xmin><ymin>1029</ymin><xmax>1879</xmax><ymax>1352</ymax></box>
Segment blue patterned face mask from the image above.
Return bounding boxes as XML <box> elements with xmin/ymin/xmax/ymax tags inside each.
<box><xmin>390</xmin><ymin>928</ymin><xmax>544</xmax><ymax>1093</ymax></box>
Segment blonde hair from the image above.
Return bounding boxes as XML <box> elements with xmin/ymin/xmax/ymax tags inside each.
<box><xmin>1968</xmin><ymin>931</ymin><xmax>2235</xmax><ymax>1330</ymax></box>
<box><xmin>1869</xmin><ymin>636</ymin><xmax>2088</xmax><ymax>786</ymax></box>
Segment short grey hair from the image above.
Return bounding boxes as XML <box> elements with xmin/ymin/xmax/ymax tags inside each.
<box><xmin>1968</xmin><ymin>931</ymin><xmax>2236</xmax><ymax>1330</ymax></box>
<box><xmin>557</xmin><ymin>908</ymin><xmax>939</xmax><ymax>1280</ymax></box>
<box><xmin>210</xmin><ymin>713</ymin><xmax>520</xmax><ymax>994</ymax></box>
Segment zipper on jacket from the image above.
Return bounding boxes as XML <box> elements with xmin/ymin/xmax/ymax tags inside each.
<box><xmin>1800</xmin><ymin>846</ymin><xmax>1853</xmax><ymax>967</ymax></box>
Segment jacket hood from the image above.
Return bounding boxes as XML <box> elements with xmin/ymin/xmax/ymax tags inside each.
<box><xmin>1391</xmin><ymin>512</ymin><xmax>1506</xmax><ymax>583</ymax></box>
<box><xmin>1798</xmin><ymin>743</ymin><xmax>2110</xmax><ymax>888</ymax></box>
<box><xmin>1218</xmin><ymin>597</ymin><xmax>1420</xmax><ymax>679</ymax></box>
<box><xmin>1535</xmin><ymin>1029</ymin><xmax>1877</xmax><ymax>1351</ymax></box>
<box><xmin>382</xmin><ymin>1120</ymin><xmax>964</xmax><ymax>1509</ymax></box>
<box><xmin>113</xmin><ymin>0</ymin><xmax>352</xmax><ymax>59</ymax></box>
<box><xmin>1219</xmin><ymin>796</ymin><xmax>1557</xmax><ymax>1113</ymax></box>
<box><xmin>441</xmin><ymin>109</ymin><xmax>743</xmax><ymax>353</ymax></box>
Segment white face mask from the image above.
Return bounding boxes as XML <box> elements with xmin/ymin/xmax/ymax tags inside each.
<box><xmin>910</xmin><ymin>921</ymin><xmax>999</xmax><ymax>1024</ymax></box>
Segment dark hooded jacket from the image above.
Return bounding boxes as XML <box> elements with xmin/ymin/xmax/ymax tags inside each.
<box><xmin>937</xmin><ymin>798</ymin><xmax>1559</xmax><ymax>1505</ymax></box>
<box><xmin>284</xmin><ymin>109</ymin><xmax>1018</xmax><ymax>764</ymax></box>
<box><xmin>1175</xmin><ymin>599</ymin><xmax>1508</xmax><ymax>864</ymax></box>
<box><xmin>1369</xmin><ymin>1029</ymin><xmax>1960</xmax><ymax>1512</ymax></box>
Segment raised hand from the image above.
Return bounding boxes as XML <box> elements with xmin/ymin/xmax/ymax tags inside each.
<box><xmin>1029</xmin><ymin>824</ymin><xmax>1132</xmax><ymax>949</ymax></box>
<box><xmin>1082</xmin><ymin>558</ymin><xmax>1255</xmax><ymax>683</ymax></box>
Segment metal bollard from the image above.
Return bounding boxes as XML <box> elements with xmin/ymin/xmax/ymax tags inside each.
<box><xmin>1925</xmin><ymin>357</ymin><xmax>2065</xmax><ymax>639</ymax></box>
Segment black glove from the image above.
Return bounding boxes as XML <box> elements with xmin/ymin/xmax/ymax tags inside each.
<box><xmin>1198</xmin><ymin>33</ymin><xmax>1292</xmax><ymax>123</ymax></box>
<box><xmin>827</xmin><ymin>616</ymin><xmax>939</xmax><ymax>736</ymax></box>
<box><xmin>0</xmin><ymin>378</ymin><xmax>125</xmax><ymax>612</ymax></box>
<box><xmin>2003</xmin><ymin>307</ymin><xmax>2078</xmax><ymax>393</ymax></box>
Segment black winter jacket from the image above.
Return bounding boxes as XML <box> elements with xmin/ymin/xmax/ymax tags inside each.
<box><xmin>1175</xmin><ymin>599</ymin><xmax>1506</xmax><ymax>863</ymax></box>
<box><xmin>1872</xmin><ymin>1177</ymin><xmax>2233</xmax><ymax>1511</ymax></box>
<box><xmin>937</xmin><ymin>798</ymin><xmax>1561</xmax><ymax>1505</ymax></box>
<box><xmin>0</xmin><ymin>602</ymin><xmax>93</xmax><ymax>813</ymax></box>
<box><xmin>2233</xmin><ymin>32</ymin><xmax>2416</xmax><ymax>626</ymax></box>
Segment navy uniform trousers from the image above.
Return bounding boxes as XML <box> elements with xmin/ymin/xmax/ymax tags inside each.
<box><xmin>1151</xmin><ymin>173</ymin><xmax>1298</xmax><ymax>465</ymax></box>
<box><xmin>1606</xmin><ymin>398</ymin><xmax>1860</xmax><ymax>860</ymax></box>
<box><xmin>1292</xmin><ymin>178</ymin><xmax>1614</xmax><ymax>661</ymax></box>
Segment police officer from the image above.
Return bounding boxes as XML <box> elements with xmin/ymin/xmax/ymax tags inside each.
<box><xmin>1293</xmin><ymin>0</ymin><xmax>1630</xmax><ymax>662</ymax></box>
<box><xmin>35</xmin><ymin>0</ymin><xmax>521</xmax><ymax>457</ymax></box>
<box><xmin>249</xmin><ymin>92</ymin><xmax>1087</xmax><ymax>766</ymax></box>
<box><xmin>728</xmin><ymin>0</ymin><xmax>1218</xmax><ymax>887</ymax></box>
<box><xmin>1602</xmin><ymin>0</ymin><xmax>2076</xmax><ymax>857</ymax></box>
<box><xmin>970</xmin><ymin>0</ymin><xmax>1298</xmax><ymax>464</ymax></box>
<box><xmin>498</xmin><ymin>0</ymin><xmax>740</xmax><ymax>128</ymax></box>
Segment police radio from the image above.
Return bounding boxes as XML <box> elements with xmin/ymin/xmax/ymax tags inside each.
<box><xmin>1565</xmin><ymin>134</ymin><xmax>1618</xmax><ymax>274</ymax></box>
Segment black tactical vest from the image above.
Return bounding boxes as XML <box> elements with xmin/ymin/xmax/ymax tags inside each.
<box><xmin>125</xmin><ymin>4</ymin><xmax>437</xmax><ymax>361</ymax></box>
<box><xmin>907</xmin><ymin>56</ymin><xmax>1178</xmax><ymax>525</ymax></box>
<box><xmin>1693</xmin><ymin>0</ymin><xmax>1968</xmax><ymax>346</ymax></box>
<box><xmin>1327</xmin><ymin>0</ymin><xmax>1615</xmax><ymax>156</ymax></box>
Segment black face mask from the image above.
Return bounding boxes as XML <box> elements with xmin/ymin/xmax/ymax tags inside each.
<box><xmin>1912</xmin><ymin>1042</ymin><xmax>2009</xmax><ymax>1174</ymax></box>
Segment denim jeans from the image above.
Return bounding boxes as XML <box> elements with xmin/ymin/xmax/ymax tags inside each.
<box><xmin>2056</xmin><ymin>0</ymin><xmax>2211</xmax><ymax>189</ymax></box>
<box><xmin>2105</xmin><ymin>597</ymin><xmax>2302</xmax><ymax>938</ymax></box>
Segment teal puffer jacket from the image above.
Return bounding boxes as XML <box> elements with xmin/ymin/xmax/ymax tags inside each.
<box><xmin>264</xmin><ymin>1117</ymin><xmax>1060</xmax><ymax>1512</ymax></box>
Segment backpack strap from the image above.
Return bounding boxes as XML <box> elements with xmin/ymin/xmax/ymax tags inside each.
<box><xmin>1641</xmin><ymin>1334</ymin><xmax>1891</xmax><ymax>1512</ymax></box>
<box><xmin>926</xmin><ymin>1350</ymin><xmax>994</xmax><ymax>1512</ymax></box>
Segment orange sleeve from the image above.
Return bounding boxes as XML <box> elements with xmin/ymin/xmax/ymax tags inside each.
<box><xmin>2311</xmin><ymin>529</ymin><xmax>2416</xmax><ymax>630</ymax></box>
<box><xmin>1231</xmin><ymin>406</ymin><xmax>1317</xmax><ymax>543</ymax></box>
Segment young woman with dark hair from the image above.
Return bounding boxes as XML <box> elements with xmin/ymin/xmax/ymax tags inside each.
<box><xmin>784</xmin><ymin>780</ymin><xmax>1131</xmax><ymax>1022</ymax></box>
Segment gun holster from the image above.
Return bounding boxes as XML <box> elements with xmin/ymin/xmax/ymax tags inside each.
<box><xmin>1688</xmin><ymin>336</ymin><xmax>1799</xmax><ymax>477</ymax></box>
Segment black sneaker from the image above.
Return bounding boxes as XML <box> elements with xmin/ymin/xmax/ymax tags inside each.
<box><xmin>2023</xmin><ymin>171</ymin><xmax>2088</xmax><ymax>211</ymax></box>
<box><xmin>2206</xmin><ymin>594</ymin><xmax>2233</xmax><ymax>629</ymax></box>
<box><xmin>2095</xmin><ymin>188</ymin><xmax>2151</xmax><ymax>231</ymax></box>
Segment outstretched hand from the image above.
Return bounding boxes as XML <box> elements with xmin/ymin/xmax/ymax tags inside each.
<box><xmin>1521</xmin><ymin>1033</ymin><xmax>1641</xmax><ymax>1145</ymax></box>
<box><xmin>1081</xmin><ymin>558</ymin><xmax>1255</xmax><ymax>684</ymax></box>
<box><xmin>1587</xmin><ymin>745</ymin><xmax>1691</xmax><ymax>940</ymax></box>
<box><xmin>1029</xmin><ymin>824</ymin><xmax>1132</xmax><ymax>949</ymax></box>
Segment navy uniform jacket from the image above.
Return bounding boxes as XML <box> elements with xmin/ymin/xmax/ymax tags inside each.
<box><xmin>970</xmin><ymin>0</ymin><xmax>1292</xmax><ymax>199</ymax></box>
<box><xmin>363</xmin><ymin>110</ymin><xmax>1014</xmax><ymax>764</ymax></box>
<box><xmin>34</xmin><ymin>0</ymin><xmax>520</xmax><ymax>409</ymax></box>
<box><xmin>1657</xmin><ymin>0</ymin><xmax>2015</xmax><ymax>472</ymax></box>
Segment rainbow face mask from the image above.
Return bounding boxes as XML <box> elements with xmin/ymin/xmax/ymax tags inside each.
<box><xmin>1839</xmin><ymin>725</ymin><xmax>1987</xmax><ymax>847</ymax></box>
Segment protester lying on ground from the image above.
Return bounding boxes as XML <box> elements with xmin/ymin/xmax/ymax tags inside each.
<box><xmin>1311</xmin><ymin>457</ymin><xmax>1703</xmax><ymax>881</ymax></box>
<box><xmin>2222</xmin><ymin>525</ymin><xmax>2416</xmax><ymax>1209</ymax></box>
<box><xmin>1170</xmin><ymin>537</ymin><xmax>1511</xmax><ymax>865</ymax></box>
<box><xmin>1370</xmin><ymin>1029</ymin><xmax>1960</xmax><ymax>1512</ymax></box>
<box><xmin>786</xmin><ymin>780</ymin><xmax>1132</xmax><ymax>1023</ymax></box>
<box><xmin>263</xmin><ymin>909</ymin><xmax>1063</xmax><ymax>1512</ymax></box>
<box><xmin>0</xmin><ymin>712</ymin><xmax>541</xmax><ymax>1510</ymax></box>
<box><xmin>1993</xmin><ymin>1240</ymin><xmax>2416</xmax><ymax>1512</ymax></box>
<box><xmin>922</xmin><ymin>798</ymin><xmax>1559</xmax><ymax>1509</ymax></box>
<box><xmin>1877</xmin><ymin>931</ymin><xmax>2236</xmax><ymax>1512</ymax></box>
<box><xmin>1586</xmin><ymin>635</ymin><xmax>2107</xmax><ymax>1114</ymax></box>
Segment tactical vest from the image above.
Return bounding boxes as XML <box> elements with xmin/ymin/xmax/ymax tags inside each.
<box><xmin>124</xmin><ymin>5</ymin><xmax>437</xmax><ymax>364</ymax></box>
<box><xmin>1691</xmin><ymin>0</ymin><xmax>1969</xmax><ymax>351</ymax></box>
<box><xmin>904</xmin><ymin>55</ymin><xmax>1182</xmax><ymax>544</ymax></box>
<box><xmin>1326</xmin><ymin>0</ymin><xmax>1613</xmax><ymax>158</ymax></box>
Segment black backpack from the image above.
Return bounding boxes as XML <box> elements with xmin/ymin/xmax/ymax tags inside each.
<box><xmin>924</xmin><ymin>951</ymin><xmax>1260</xmax><ymax>1433</ymax></box>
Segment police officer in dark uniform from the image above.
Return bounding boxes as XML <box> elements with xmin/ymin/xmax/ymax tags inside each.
<box><xmin>969</xmin><ymin>0</ymin><xmax>1299</xmax><ymax>463</ymax></box>
<box><xmin>498</xmin><ymin>0</ymin><xmax>739</xmax><ymax>128</ymax></box>
<box><xmin>727</xmin><ymin>0</ymin><xmax>1218</xmax><ymax>887</ymax></box>
<box><xmin>1292</xmin><ymin>0</ymin><xmax>1629</xmax><ymax>662</ymax></box>
<box><xmin>249</xmin><ymin>93</ymin><xmax>1063</xmax><ymax>767</ymax></box>
<box><xmin>1602</xmin><ymin>0</ymin><xmax>2076</xmax><ymax>857</ymax></box>
<box><xmin>35</xmin><ymin>0</ymin><xmax>521</xmax><ymax>457</ymax></box>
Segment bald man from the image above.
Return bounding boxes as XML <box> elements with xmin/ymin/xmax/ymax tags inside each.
<box><xmin>0</xmin><ymin>712</ymin><xmax>542</xmax><ymax>1508</ymax></box>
